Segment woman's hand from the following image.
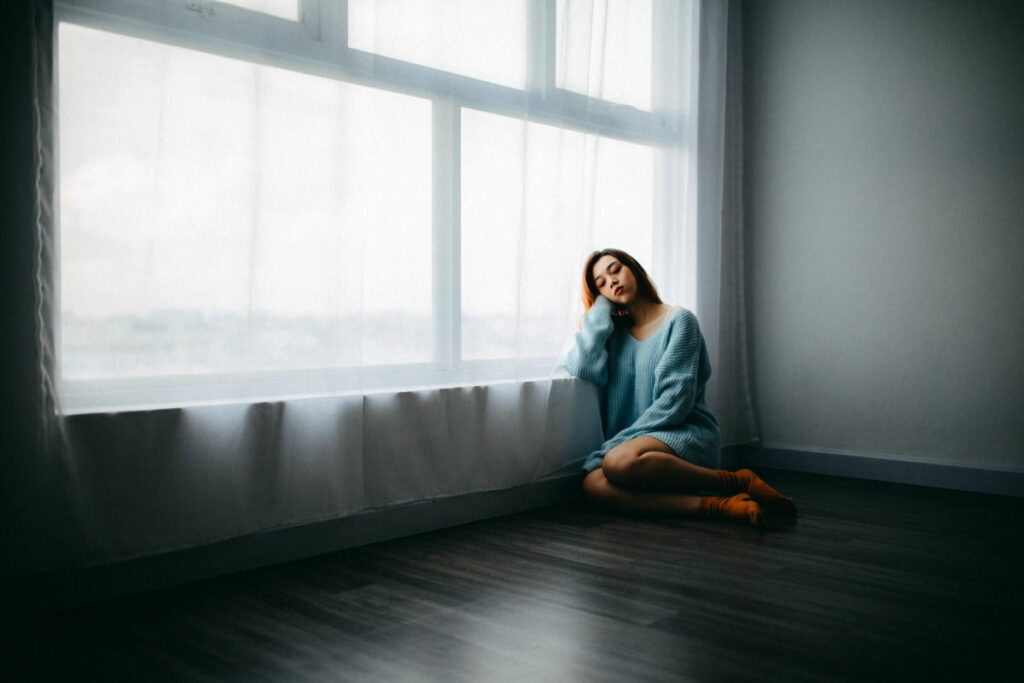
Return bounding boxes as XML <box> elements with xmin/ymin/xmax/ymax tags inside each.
<box><xmin>595</xmin><ymin>295</ymin><xmax>617</xmax><ymax>311</ymax></box>
<box><xmin>577</xmin><ymin>296</ymin><xmax>616</xmax><ymax>329</ymax></box>
<box><xmin>596</xmin><ymin>294</ymin><xmax>629</xmax><ymax>320</ymax></box>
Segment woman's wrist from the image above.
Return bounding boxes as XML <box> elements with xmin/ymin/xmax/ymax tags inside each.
<box><xmin>591</xmin><ymin>295</ymin><xmax>613</xmax><ymax>313</ymax></box>
<box><xmin>584</xmin><ymin>296</ymin><xmax>616</xmax><ymax>327</ymax></box>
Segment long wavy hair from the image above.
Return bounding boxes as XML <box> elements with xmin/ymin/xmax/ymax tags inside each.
<box><xmin>581</xmin><ymin>249</ymin><xmax>662</xmax><ymax>323</ymax></box>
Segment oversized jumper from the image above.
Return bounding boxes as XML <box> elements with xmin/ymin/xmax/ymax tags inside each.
<box><xmin>564</xmin><ymin>289</ymin><xmax>795</xmax><ymax>526</ymax></box>
<box><xmin>565</xmin><ymin>294</ymin><xmax>720</xmax><ymax>473</ymax></box>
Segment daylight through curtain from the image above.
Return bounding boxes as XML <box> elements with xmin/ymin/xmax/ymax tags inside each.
<box><xmin>22</xmin><ymin>0</ymin><xmax>753</xmax><ymax>575</ymax></box>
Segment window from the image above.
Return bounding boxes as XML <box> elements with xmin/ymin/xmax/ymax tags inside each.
<box><xmin>54</xmin><ymin>0</ymin><xmax>690</xmax><ymax>411</ymax></box>
<box><xmin>556</xmin><ymin>0</ymin><xmax>654</xmax><ymax>110</ymax></box>
<box><xmin>460</xmin><ymin>107</ymin><xmax>654</xmax><ymax>360</ymax></box>
<box><xmin>216</xmin><ymin>0</ymin><xmax>301</xmax><ymax>21</ymax></box>
<box><xmin>61</xmin><ymin>22</ymin><xmax>433</xmax><ymax>377</ymax></box>
<box><xmin>348</xmin><ymin>0</ymin><xmax>528</xmax><ymax>89</ymax></box>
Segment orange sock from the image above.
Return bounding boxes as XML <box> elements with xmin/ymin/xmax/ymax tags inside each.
<box><xmin>717</xmin><ymin>469</ymin><xmax>797</xmax><ymax>516</ymax></box>
<box><xmin>700</xmin><ymin>494</ymin><xmax>765</xmax><ymax>527</ymax></box>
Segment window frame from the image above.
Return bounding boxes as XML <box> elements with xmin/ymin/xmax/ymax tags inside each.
<box><xmin>53</xmin><ymin>0</ymin><xmax>690</xmax><ymax>413</ymax></box>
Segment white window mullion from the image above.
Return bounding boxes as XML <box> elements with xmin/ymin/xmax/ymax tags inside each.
<box><xmin>432</xmin><ymin>99</ymin><xmax>461</xmax><ymax>372</ymax></box>
<box><xmin>651</xmin><ymin>0</ymin><xmax>674</xmax><ymax>301</ymax></box>
<box><xmin>527</xmin><ymin>0</ymin><xmax>555</xmax><ymax>98</ymax></box>
<box><xmin>652</xmin><ymin>0</ymin><xmax>694</xmax><ymax>308</ymax></box>
<box><xmin>652</xmin><ymin>0</ymin><xmax>691</xmax><ymax>134</ymax></box>
<box><xmin>310</xmin><ymin>0</ymin><xmax>342</xmax><ymax>47</ymax></box>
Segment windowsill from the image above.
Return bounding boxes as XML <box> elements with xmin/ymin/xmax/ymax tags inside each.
<box><xmin>59</xmin><ymin>358</ymin><xmax>570</xmax><ymax>415</ymax></box>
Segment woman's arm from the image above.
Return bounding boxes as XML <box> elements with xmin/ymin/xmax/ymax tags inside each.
<box><xmin>562</xmin><ymin>295</ymin><xmax>616</xmax><ymax>386</ymax></box>
<box><xmin>613</xmin><ymin>310</ymin><xmax>709</xmax><ymax>438</ymax></box>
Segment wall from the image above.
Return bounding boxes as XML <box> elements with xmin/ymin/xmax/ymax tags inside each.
<box><xmin>743</xmin><ymin>0</ymin><xmax>1024</xmax><ymax>469</ymax></box>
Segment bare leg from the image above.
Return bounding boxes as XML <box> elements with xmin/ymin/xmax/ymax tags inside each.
<box><xmin>582</xmin><ymin>469</ymin><xmax>764</xmax><ymax>526</ymax></box>
<box><xmin>599</xmin><ymin>436</ymin><xmax>796</xmax><ymax>514</ymax></box>
<box><xmin>582</xmin><ymin>467</ymin><xmax>703</xmax><ymax>515</ymax></box>
<box><xmin>600</xmin><ymin>436</ymin><xmax>722</xmax><ymax>492</ymax></box>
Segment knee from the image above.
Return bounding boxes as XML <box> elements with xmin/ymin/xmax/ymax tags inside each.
<box><xmin>582</xmin><ymin>469</ymin><xmax>614</xmax><ymax>503</ymax></box>
<box><xmin>601</xmin><ymin>448</ymin><xmax>640</xmax><ymax>487</ymax></box>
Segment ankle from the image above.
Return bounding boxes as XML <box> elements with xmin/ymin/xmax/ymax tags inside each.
<box><xmin>700</xmin><ymin>494</ymin><xmax>765</xmax><ymax>527</ymax></box>
<box><xmin>715</xmin><ymin>469</ymin><xmax>742</xmax><ymax>493</ymax></box>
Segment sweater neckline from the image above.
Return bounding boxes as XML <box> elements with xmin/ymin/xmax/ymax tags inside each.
<box><xmin>625</xmin><ymin>308</ymin><xmax>680</xmax><ymax>343</ymax></box>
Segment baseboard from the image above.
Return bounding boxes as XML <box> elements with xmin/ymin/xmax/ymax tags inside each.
<box><xmin>736</xmin><ymin>445</ymin><xmax>1024</xmax><ymax>497</ymax></box>
<box><xmin>2</xmin><ymin>472</ymin><xmax>583</xmax><ymax>620</ymax></box>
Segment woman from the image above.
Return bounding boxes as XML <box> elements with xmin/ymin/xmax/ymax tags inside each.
<box><xmin>563</xmin><ymin>249</ymin><xmax>796</xmax><ymax>527</ymax></box>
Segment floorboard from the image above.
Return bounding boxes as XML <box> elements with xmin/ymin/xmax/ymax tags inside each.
<box><xmin>4</xmin><ymin>469</ymin><xmax>1023</xmax><ymax>682</ymax></box>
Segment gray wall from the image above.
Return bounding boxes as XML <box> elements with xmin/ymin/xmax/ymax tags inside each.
<box><xmin>743</xmin><ymin>0</ymin><xmax>1024</xmax><ymax>470</ymax></box>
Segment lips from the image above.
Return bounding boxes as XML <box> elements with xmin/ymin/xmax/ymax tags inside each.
<box><xmin>614</xmin><ymin>286</ymin><xmax>624</xmax><ymax>296</ymax></box>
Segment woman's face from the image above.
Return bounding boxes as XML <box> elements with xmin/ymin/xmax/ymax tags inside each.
<box><xmin>591</xmin><ymin>255</ymin><xmax>638</xmax><ymax>305</ymax></box>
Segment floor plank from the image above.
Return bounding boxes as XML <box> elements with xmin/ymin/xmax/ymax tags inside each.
<box><xmin>4</xmin><ymin>469</ymin><xmax>1023</xmax><ymax>682</ymax></box>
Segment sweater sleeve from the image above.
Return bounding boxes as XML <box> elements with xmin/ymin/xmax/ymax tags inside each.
<box><xmin>612</xmin><ymin>310</ymin><xmax>708</xmax><ymax>439</ymax></box>
<box><xmin>562</xmin><ymin>296</ymin><xmax>615</xmax><ymax>386</ymax></box>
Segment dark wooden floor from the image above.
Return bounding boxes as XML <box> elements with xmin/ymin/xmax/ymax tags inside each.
<box><xmin>4</xmin><ymin>469</ymin><xmax>1023</xmax><ymax>682</ymax></box>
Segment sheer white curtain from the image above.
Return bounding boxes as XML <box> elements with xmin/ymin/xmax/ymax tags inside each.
<box><xmin>58</xmin><ymin>20</ymin><xmax>435</xmax><ymax>405</ymax></box>
<box><xmin>54</xmin><ymin>0</ymin><xmax>676</xmax><ymax>411</ymax></box>
<box><xmin>24</xmin><ymin>0</ymin><xmax>752</xmax><ymax>575</ymax></box>
<box><xmin>691</xmin><ymin>0</ymin><xmax>757</xmax><ymax>446</ymax></box>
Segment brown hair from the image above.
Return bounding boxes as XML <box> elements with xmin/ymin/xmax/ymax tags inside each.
<box><xmin>581</xmin><ymin>249</ymin><xmax>662</xmax><ymax>321</ymax></box>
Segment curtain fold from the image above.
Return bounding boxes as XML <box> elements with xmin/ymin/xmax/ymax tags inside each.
<box><xmin>39</xmin><ymin>380</ymin><xmax>598</xmax><ymax>572</ymax></box>
<box><xmin>693</xmin><ymin>0</ymin><xmax>757</xmax><ymax>446</ymax></box>
<box><xmin>33</xmin><ymin>0</ymin><xmax>61</xmax><ymax>445</ymax></box>
<box><xmin>21</xmin><ymin>0</ymin><xmax>92</xmax><ymax>579</ymax></box>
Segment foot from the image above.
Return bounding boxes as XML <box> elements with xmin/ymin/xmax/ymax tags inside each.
<box><xmin>718</xmin><ymin>469</ymin><xmax>797</xmax><ymax>516</ymax></box>
<box><xmin>700</xmin><ymin>493</ymin><xmax>765</xmax><ymax>527</ymax></box>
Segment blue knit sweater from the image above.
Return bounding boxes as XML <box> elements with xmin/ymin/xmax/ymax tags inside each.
<box><xmin>563</xmin><ymin>295</ymin><xmax>720</xmax><ymax>472</ymax></box>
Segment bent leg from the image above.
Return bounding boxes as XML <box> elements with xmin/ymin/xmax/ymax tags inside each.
<box><xmin>601</xmin><ymin>436</ymin><xmax>721</xmax><ymax>492</ymax></box>
<box><xmin>582</xmin><ymin>469</ymin><xmax>764</xmax><ymax>526</ymax></box>
<box><xmin>719</xmin><ymin>469</ymin><xmax>797</xmax><ymax>515</ymax></box>
<box><xmin>582</xmin><ymin>467</ymin><xmax>702</xmax><ymax>515</ymax></box>
<box><xmin>599</xmin><ymin>437</ymin><xmax>797</xmax><ymax>515</ymax></box>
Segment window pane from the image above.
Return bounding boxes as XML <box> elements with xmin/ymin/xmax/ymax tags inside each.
<box><xmin>556</xmin><ymin>0</ymin><xmax>652</xmax><ymax>110</ymax></box>
<box><xmin>348</xmin><ymin>0</ymin><xmax>527</xmax><ymax>89</ymax></box>
<box><xmin>461</xmin><ymin>108</ymin><xmax>654</xmax><ymax>360</ymax></box>
<box><xmin>216</xmin><ymin>0</ymin><xmax>300</xmax><ymax>21</ymax></box>
<box><xmin>58</xmin><ymin>23</ymin><xmax>433</xmax><ymax>379</ymax></box>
